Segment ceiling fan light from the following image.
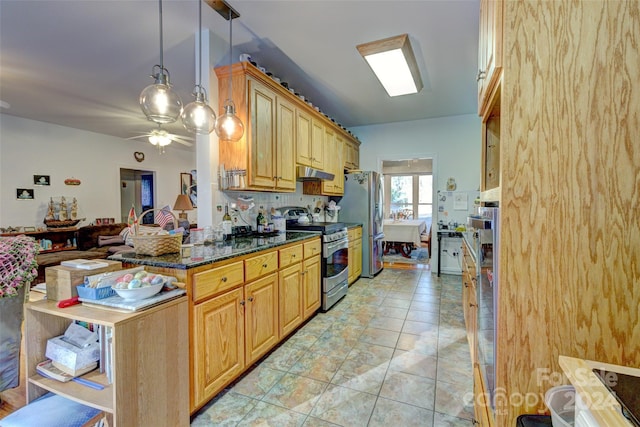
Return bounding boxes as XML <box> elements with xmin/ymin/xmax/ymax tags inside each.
<box><xmin>182</xmin><ymin>87</ymin><xmax>216</xmax><ymax>134</ymax></box>
<box><xmin>148</xmin><ymin>129</ymin><xmax>172</xmax><ymax>146</ymax></box>
<box><xmin>140</xmin><ymin>69</ymin><xmax>183</xmax><ymax>124</ymax></box>
<box><xmin>214</xmin><ymin>100</ymin><xmax>244</xmax><ymax>142</ymax></box>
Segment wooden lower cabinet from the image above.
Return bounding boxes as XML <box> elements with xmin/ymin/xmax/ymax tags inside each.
<box><xmin>193</xmin><ymin>287</ymin><xmax>245</xmax><ymax>409</ymax></box>
<box><xmin>279</xmin><ymin>263</ymin><xmax>303</xmax><ymax>338</ymax></box>
<box><xmin>302</xmin><ymin>255</ymin><xmax>321</xmax><ymax>318</ymax></box>
<box><xmin>347</xmin><ymin>226</ymin><xmax>363</xmax><ymax>285</ymax></box>
<box><xmin>245</xmin><ymin>273</ymin><xmax>279</xmax><ymax>364</ymax></box>
<box><xmin>186</xmin><ymin>236</ymin><xmax>322</xmax><ymax>413</ymax></box>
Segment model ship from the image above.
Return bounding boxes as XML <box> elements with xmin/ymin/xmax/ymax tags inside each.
<box><xmin>44</xmin><ymin>197</ymin><xmax>85</xmax><ymax>228</ymax></box>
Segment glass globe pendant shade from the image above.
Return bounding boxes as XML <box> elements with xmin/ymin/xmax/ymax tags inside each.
<box><xmin>139</xmin><ymin>66</ymin><xmax>183</xmax><ymax>124</ymax></box>
<box><xmin>215</xmin><ymin>100</ymin><xmax>244</xmax><ymax>142</ymax></box>
<box><xmin>181</xmin><ymin>87</ymin><xmax>216</xmax><ymax>134</ymax></box>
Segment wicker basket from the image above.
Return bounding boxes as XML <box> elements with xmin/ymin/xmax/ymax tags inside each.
<box><xmin>131</xmin><ymin>209</ymin><xmax>181</xmax><ymax>256</ymax></box>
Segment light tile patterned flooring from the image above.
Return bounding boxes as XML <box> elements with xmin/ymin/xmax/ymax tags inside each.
<box><xmin>191</xmin><ymin>268</ymin><xmax>474</xmax><ymax>426</ymax></box>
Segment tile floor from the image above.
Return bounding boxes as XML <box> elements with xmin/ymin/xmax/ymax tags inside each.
<box><xmin>191</xmin><ymin>268</ymin><xmax>474</xmax><ymax>426</ymax></box>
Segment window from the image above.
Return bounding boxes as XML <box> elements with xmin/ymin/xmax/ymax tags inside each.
<box><xmin>387</xmin><ymin>174</ymin><xmax>432</xmax><ymax>220</ymax></box>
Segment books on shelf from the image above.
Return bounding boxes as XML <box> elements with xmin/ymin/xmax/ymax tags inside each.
<box><xmin>61</xmin><ymin>259</ymin><xmax>110</xmax><ymax>270</ymax></box>
<box><xmin>36</xmin><ymin>359</ymin><xmax>97</xmax><ymax>382</ymax></box>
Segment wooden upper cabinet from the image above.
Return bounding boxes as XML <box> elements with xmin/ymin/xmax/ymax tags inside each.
<box><xmin>275</xmin><ymin>97</ymin><xmax>297</xmax><ymax>191</ymax></box>
<box><xmin>296</xmin><ymin>109</ymin><xmax>313</xmax><ymax>167</ymax></box>
<box><xmin>296</xmin><ymin>110</ymin><xmax>324</xmax><ymax>170</ymax></box>
<box><xmin>216</xmin><ymin>61</ymin><xmax>361</xmax><ymax>193</ymax></box>
<box><xmin>311</xmin><ymin>118</ymin><xmax>325</xmax><ymax>170</ymax></box>
<box><xmin>249</xmin><ymin>79</ymin><xmax>278</xmax><ymax>188</ymax></box>
<box><xmin>477</xmin><ymin>0</ymin><xmax>503</xmax><ymax>117</ymax></box>
<box><xmin>344</xmin><ymin>138</ymin><xmax>360</xmax><ymax>171</ymax></box>
<box><xmin>215</xmin><ymin>64</ymin><xmax>295</xmax><ymax>192</ymax></box>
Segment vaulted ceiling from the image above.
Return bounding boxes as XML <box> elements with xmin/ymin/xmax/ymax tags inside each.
<box><xmin>0</xmin><ymin>0</ymin><xmax>480</xmax><ymax>147</ymax></box>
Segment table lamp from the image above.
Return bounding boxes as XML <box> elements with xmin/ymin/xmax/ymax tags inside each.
<box><xmin>173</xmin><ymin>194</ymin><xmax>193</xmax><ymax>220</ymax></box>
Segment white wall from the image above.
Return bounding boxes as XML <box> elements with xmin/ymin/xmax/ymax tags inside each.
<box><xmin>352</xmin><ymin>113</ymin><xmax>481</xmax><ymax>273</ymax></box>
<box><xmin>0</xmin><ymin>115</ymin><xmax>196</xmax><ymax>228</ymax></box>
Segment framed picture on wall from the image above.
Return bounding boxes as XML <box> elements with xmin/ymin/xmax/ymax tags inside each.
<box><xmin>180</xmin><ymin>173</ymin><xmax>192</xmax><ymax>196</ymax></box>
<box><xmin>33</xmin><ymin>175</ymin><xmax>50</xmax><ymax>186</ymax></box>
<box><xmin>17</xmin><ymin>188</ymin><xmax>34</xmax><ymax>200</ymax></box>
<box><xmin>190</xmin><ymin>169</ymin><xmax>197</xmax><ymax>208</ymax></box>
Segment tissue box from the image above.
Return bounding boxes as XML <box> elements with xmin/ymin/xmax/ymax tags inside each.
<box><xmin>45</xmin><ymin>336</ymin><xmax>100</xmax><ymax>372</ymax></box>
<box><xmin>45</xmin><ymin>260</ymin><xmax>122</xmax><ymax>301</ymax></box>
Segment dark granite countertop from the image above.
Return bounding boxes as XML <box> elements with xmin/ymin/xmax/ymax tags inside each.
<box><xmin>342</xmin><ymin>222</ymin><xmax>363</xmax><ymax>229</ymax></box>
<box><xmin>108</xmin><ymin>231</ymin><xmax>321</xmax><ymax>270</ymax></box>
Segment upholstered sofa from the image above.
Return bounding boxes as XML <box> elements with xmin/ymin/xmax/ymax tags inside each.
<box><xmin>35</xmin><ymin>223</ymin><xmax>131</xmax><ymax>284</ymax></box>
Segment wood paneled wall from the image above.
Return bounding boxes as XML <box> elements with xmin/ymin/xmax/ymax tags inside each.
<box><xmin>497</xmin><ymin>1</ymin><xmax>640</xmax><ymax>425</ymax></box>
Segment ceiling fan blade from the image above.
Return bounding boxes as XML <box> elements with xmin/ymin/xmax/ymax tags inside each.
<box><xmin>172</xmin><ymin>138</ymin><xmax>193</xmax><ymax>147</ymax></box>
<box><xmin>126</xmin><ymin>134</ymin><xmax>151</xmax><ymax>140</ymax></box>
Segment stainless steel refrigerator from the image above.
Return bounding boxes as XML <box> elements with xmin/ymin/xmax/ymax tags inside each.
<box><xmin>338</xmin><ymin>171</ymin><xmax>384</xmax><ymax>277</ymax></box>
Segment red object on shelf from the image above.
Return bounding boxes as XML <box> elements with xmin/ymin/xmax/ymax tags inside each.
<box><xmin>57</xmin><ymin>296</ymin><xmax>80</xmax><ymax>308</ymax></box>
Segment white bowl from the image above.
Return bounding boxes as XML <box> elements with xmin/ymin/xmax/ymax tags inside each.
<box><xmin>112</xmin><ymin>283</ymin><xmax>163</xmax><ymax>301</ymax></box>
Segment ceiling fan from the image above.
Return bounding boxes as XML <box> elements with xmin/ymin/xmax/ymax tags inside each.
<box><xmin>128</xmin><ymin>125</ymin><xmax>193</xmax><ymax>153</ymax></box>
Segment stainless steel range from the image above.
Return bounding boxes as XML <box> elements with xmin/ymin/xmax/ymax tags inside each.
<box><xmin>282</xmin><ymin>207</ymin><xmax>348</xmax><ymax>311</ymax></box>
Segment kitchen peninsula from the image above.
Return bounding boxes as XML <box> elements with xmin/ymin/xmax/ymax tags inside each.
<box><xmin>109</xmin><ymin>231</ymin><xmax>323</xmax><ymax>413</ymax></box>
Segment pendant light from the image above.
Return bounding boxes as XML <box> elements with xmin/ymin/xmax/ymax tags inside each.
<box><xmin>139</xmin><ymin>0</ymin><xmax>183</xmax><ymax>124</ymax></box>
<box><xmin>181</xmin><ymin>0</ymin><xmax>216</xmax><ymax>134</ymax></box>
<box><xmin>214</xmin><ymin>7</ymin><xmax>244</xmax><ymax>142</ymax></box>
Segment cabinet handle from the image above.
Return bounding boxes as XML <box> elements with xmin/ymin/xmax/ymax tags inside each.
<box><xmin>469</xmin><ymin>303</ymin><xmax>477</xmax><ymax>308</ymax></box>
<box><xmin>248</xmin><ymin>296</ymin><xmax>254</xmax><ymax>302</ymax></box>
<box><xmin>292</xmin><ymin>254</ymin><xmax>296</xmax><ymax>258</ymax></box>
<box><xmin>240</xmin><ymin>300</ymin><xmax>245</xmax><ymax>306</ymax></box>
<box><xmin>476</xmin><ymin>69</ymin><xmax>486</xmax><ymax>82</ymax></box>
<box><xmin>262</xmin><ymin>263</ymin><xmax>268</xmax><ymax>268</ymax></box>
<box><xmin>221</xmin><ymin>276</ymin><xmax>227</xmax><ymax>282</ymax></box>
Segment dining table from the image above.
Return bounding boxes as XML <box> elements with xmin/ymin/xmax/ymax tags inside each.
<box><xmin>382</xmin><ymin>219</ymin><xmax>427</xmax><ymax>258</ymax></box>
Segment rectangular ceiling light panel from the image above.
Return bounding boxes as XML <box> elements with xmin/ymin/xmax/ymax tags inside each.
<box><xmin>357</xmin><ymin>34</ymin><xmax>423</xmax><ymax>97</ymax></box>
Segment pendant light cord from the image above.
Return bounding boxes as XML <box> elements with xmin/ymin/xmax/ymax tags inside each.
<box><xmin>159</xmin><ymin>0</ymin><xmax>164</xmax><ymax>71</ymax></box>
<box><xmin>197</xmin><ymin>0</ymin><xmax>202</xmax><ymax>89</ymax></box>
<box><xmin>227</xmin><ymin>9</ymin><xmax>233</xmax><ymax>101</ymax></box>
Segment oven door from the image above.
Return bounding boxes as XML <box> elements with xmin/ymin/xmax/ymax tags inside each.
<box><xmin>323</xmin><ymin>238</ymin><xmax>348</xmax><ymax>289</ymax></box>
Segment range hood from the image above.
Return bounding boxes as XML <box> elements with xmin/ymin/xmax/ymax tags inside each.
<box><xmin>296</xmin><ymin>166</ymin><xmax>335</xmax><ymax>181</ymax></box>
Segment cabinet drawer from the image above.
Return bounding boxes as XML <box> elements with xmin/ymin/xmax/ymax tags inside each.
<box><xmin>245</xmin><ymin>251</ymin><xmax>278</xmax><ymax>282</ymax></box>
<box><xmin>303</xmin><ymin>239</ymin><xmax>321</xmax><ymax>259</ymax></box>
<box><xmin>193</xmin><ymin>261</ymin><xmax>244</xmax><ymax>302</ymax></box>
<box><xmin>280</xmin><ymin>244</ymin><xmax>303</xmax><ymax>268</ymax></box>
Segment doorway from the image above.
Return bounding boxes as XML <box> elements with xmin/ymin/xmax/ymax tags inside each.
<box><xmin>381</xmin><ymin>158</ymin><xmax>433</xmax><ymax>226</ymax></box>
<box><xmin>119</xmin><ymin>168</ymin><xmax>156</xmax><ymax>224</ymax></box>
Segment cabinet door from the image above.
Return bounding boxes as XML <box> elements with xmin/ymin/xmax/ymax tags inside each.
<box><xmin>353</xmin><ymin>229</ymin><xmax>362</xmax><ymax>278</ymax></box>
<box><xmin>249</xmin><ymin>78</ymin><xmax>276</xmax><ymax>188</ymax></box>
<box><xmin>193</xmin><ymin>288</ymin><xmax>245</xmax><ymax>408</ymax></box>
<box><xmin>302</xmin><ymin>254</ymin><xmax>321</xmax><ymax>319</ymax></box>
<box><xmin>477</xmin><ymin>0</ymin><xmax>503</xmax><ymax>115</ymax></box>
<box><xmin>296</xmin><ymin>109</ymin><xmax>313</xmax><ymax>166</ymax></box>
<box><xmin>347</xmin><ymin>228</ymin><xmax>356</xmax><ymax>284</ymax></box>
<box><xmin>279</xmin><ymin>262</ymin><xmax>303</xmax><ymax>337</ymax></box>
<box><xmin>322</xmin><ymin>128</ymin><xmax>337</xmax><ymax>194</ymax></box>
<box><xmin>245</xmin><ymin>273</ymin><xmax>279</xmax><ymax>364</ymax></box>
<box><xmin>276</xmin><ymin>97</ymin><xmax>296</xmax><ymax>191</ymax></box>
<box><xmin>311</xmin><ymin>118</ymin><xmax>325</xmax><ymax>170</ymax></box>
<box><xmin>333</xmin><ymin>135</ymin><xmax>345</xmax><ymax>193</ymax></box>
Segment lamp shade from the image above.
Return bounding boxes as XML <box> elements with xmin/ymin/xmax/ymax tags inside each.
<box><xmin>214</xmin><ymin>100</ymin><xmax>244</xmax><ymax>142</ymax></box>
<box><xmin>173</xmin><ymin>194</ymin><xmax>194</xmax><ymax>212</ymax></box>
<box><xmin>182</xmin><ymin>90</ymin><xmax>216</xmax><ymax>134</ymax></box>
<box><xmin>140</xmin><ymin>68</ymin><xmax>183</xmax><ymax>124</ymax></box>
<box><xmin>173</xmin><ymin>194</ymin><xmax>193</xmax><ymax>220</ymax></box>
